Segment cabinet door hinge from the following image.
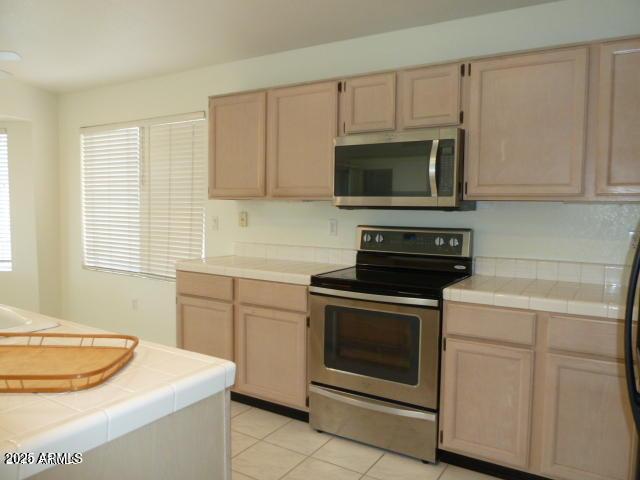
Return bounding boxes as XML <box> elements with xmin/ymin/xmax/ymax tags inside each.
<box><xmin>468</xmin><ymin>63</ymin><xmax>472</xmax><ymax>75</ymax></box>
<box><xmin>464</xmin><ymin>181</ymin><xmax>468</xmax><ymax>195</ymax></box>
<box><xmin>306</xmin><ymin>317</ymin><xmax>310</xmax><ymax>327</ymax></box>
<box><xmin>343</xmin><ymin>122</ymin><xmax>346</xmax><ymax>134</ymax></box>
<box><xmin>459</xmin><ymin>111</ymin><xmax>464</xmax><ymax>124</ymax></box>
<box><xmin>439</xmin><ymin>430</ymin><xmax>444</xmax><ymax>443</ymax></box>
<box><xmin>443</xmin><ymin>337</ymin><xmax>447</xmax><ymax>351</ymax></box>
<box><xmin>460</xmin><ymin>64</ymin><xmax>465</xmax><ymax>77</ymax></box>
<box><xmin>306</xmin><ymin>396</ymin><xmax>310</xmax><ymax>407</ymax></box>
<box><xmin>338</xmin><ymin>81</ymin><xmax>342</xmax><ymax>93</ymax></box>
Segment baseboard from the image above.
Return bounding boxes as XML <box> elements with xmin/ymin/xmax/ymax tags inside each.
<box><xmin>230</xmin><ymin>392</ymin><xmax>309</xmax><ymax>422</ymax></box>
<box><xmin>438</xmin><ymin>450</ymin><xmax>551</xmax><ymax>480</ymax></box>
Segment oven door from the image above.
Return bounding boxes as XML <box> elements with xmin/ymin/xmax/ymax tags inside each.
<box><xmin>309</xmin><ymin>290</ymin><xmax>440</xmax><ymax>409</ymax></box>
<box><xmin>333</xmin><ymin>128</ymin><xmax>461</xmax><ymax>208</ymax></box>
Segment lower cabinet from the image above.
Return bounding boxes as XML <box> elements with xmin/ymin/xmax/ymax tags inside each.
<box><xmin>540</xmin><ymin>354</ymin><xmax>635</xmax><ymax>480</ymax></box>
<box><xmin>234</xmin><ymin>305</ymin><xmax>308</xmax><ymax>409</ymax></box>
<box><xmin>177</xmin><ymin>295</ymin><xmax>234</xmax><ymax>361</ymax></box>
<box><xmin>440</xmin><ymin>338</ymin><xmax>533</xmax><ymax>468</ymax></box>
<box><xmin>442</xmin><ymin>302</ymin><xmax>636</xmax><ymax>480</ymax></box>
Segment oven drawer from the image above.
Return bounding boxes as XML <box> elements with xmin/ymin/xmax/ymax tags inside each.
<box><xmin>309</xmin><ymin>384</ymin><xmax>437</xmax><ymax>462</ymax></box>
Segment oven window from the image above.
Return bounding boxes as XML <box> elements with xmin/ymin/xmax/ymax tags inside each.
<box><xmin>324</xmin><ymin>306</ymin><xmax>420</xmax><ymax>385</ymax></box>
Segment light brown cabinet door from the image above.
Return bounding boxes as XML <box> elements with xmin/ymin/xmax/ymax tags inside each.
<box><xmin>177</xmin><ymin>295</ymin><xmax>233</xmax><ymax>361</ymax></box>
<box><xmin>596</xmin><ymin>39</ymin><xmax>640</xmax><ymax>196</ymax></box>
<box><xmin>466</xmin><ymin>47</ymin><xmax>588</xmax><ymax>197</ymax></box>
<box><xmin>267</xmin><ymin>81</ymin><xmax>337</xmax><ymax>198</ymax></box>
<box><xmin>234</xmin><ymin>305</ymin><xmax>307</xmax><ymax>408</ymax></box>
<box><xmin>441</xmin><ymin>338</ymin><xmax>533</xmax><ymax>469</ymax></box>
<box><xmin>540</xmin><ymin>354</ymin><xmax>635</xmax><ymax>480</ymax></box>
<box><xmin>398</xmin><ymin>64</ymin><xmax>461</xmax><ymax>129</ymax></box>
<box><xmin>209</xmin><ymin>91</ymin><xmax>266</xmax><ymax>198</ymax></box>
<box><xmin>342</xmin><ymin>72</ymin><xmax>396</xmax><ymax>133</ymax></box>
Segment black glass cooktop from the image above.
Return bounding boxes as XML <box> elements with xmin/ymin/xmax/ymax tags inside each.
<box><xmin>311</xmin><ymin>265</ymin><xmax>468</xmax><ymax>300</ymax></box>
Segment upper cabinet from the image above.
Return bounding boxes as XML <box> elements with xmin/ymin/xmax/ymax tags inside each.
<box><xmin>208</xmin><ymin>37</ymin><xmax>640</xmax><ymax>203</ymax></box>
<box><xmin>397</xmin><ymin>64</ymin><xmax>461</xmax><ymax>129</ymax></box>
<box><xmin>466</xmin><ymin>47</ymin><xmax>589</xmax><ymax>198</ymax></box>
<box><xmin>595</xmin><ymin>38</ymin><xmax>640</xmax><ymax>196</ymax></box>
<box><xmin>267</xmin><ymin>81</ymin><xmax>338</xmax><ymax>198</ymax></box>
<box><xmin>209</xmin><ymin>92</ymin><xmax>266</xmax><ymax>198</ymax></box>
<box><xmin>341</xmin><ymin>72</ymin><xmax>396</xmax><ymax>134</ymax></box>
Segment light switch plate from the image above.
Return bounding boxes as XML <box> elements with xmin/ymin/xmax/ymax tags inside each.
<box><xmin>210</xmin><ymin>215</ymin><xmax>219</xmax><ymax>231</ymax></box>
<box><xmin>328</xmin><ymin>219</ymin><xmax>338</xmax><ymax>236</ymax></box>
<box><xmin>630</xmin><ymin>231</ymin><xmax>639</xmax><ymax>250</ymax></box>
<box><xmin>239</xmin><ymin>211</ymin><xmax>248</xmax><ymax>228</ymax></box>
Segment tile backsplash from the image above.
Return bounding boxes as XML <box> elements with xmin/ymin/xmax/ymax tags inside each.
<box><xmin>474</xmin><ymin>256</ymin><xmax>629</xmax><ymax>286</ymax></box>
<box><xmin>234</xmin><ymin>242</ymin><xmax>357</xmax><ymax>266</ymax></box>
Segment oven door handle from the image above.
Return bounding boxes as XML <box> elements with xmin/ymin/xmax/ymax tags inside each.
<box><xmin>309</xmin><ymin>385</ymin><xmax>437</xmax><ymax>421</ymax></box>
<box><xmin>309</xmin><ymin>286</ymin><xmax>439</xmax><ymax>307</ymax></box>
<box><xmin>428</xmin><ymin>139</ymin><xmax>439</xmax><ymax>198</ymax></box>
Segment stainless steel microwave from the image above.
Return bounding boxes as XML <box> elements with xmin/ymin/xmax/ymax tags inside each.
<box><xmin>333</xmin><ymin>127</ymin><xmax>471</xmax><ymax>209</ymax></box>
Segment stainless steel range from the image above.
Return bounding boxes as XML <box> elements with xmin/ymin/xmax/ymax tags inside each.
<box><xmin>308</xmin><ymin>226</ymin><xmax>472</xmax><ymax>462</ymax></box>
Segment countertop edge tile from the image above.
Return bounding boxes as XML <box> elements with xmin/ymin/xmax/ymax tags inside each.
<box><xmin>103</xmin><ymin>385</ymin><xmax>175</xmax><ymax>441</ymax></box>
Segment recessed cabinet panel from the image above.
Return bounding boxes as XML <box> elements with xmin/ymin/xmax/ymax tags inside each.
<box><xmin>342</xmin><ymin>73</ymin><xmax>396</xmax><ymax>133</ymax></box>
<box><xmin>209</xmin><ymin>91</ymin><xmax>266</xmax><ymax>198</ymax></box>
<box><xmin>441</xmin><ymin>338</ymin><xmax>533</xmax><ymax>468</ymax></box>
<box><xmin>466</xmin><ymin>48</ymin><xmax>588</xmax><ymax>197</ymax></box>
<box><xmin>267</xmin><ymin>81</ymin><xmax>337</xmax><ymax>198</ymax></box>
<box><xmin>234</xmin><ymin>305</ymin><xmax>307</xmax><ymax>409</ymax></box>
<box><xmin>596</xmin><ymin>39</ymin><xmax>640</xmax><ymax>195</ymax></box>
<box><xmin>398</xmin><ymin>64</ymin><xmax>461</xmax><ymax>129</ymax></box>
<box><xmin>540</xmin><ymin>354</ymin><xmax>635</xmax><ymax>480</ymax></box>
<box><xmin>177</xmin><ymin>295</ymin><xmax>234</xmax><ymax>361</ymax></box>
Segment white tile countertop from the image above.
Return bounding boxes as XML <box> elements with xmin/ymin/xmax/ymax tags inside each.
<box><xmin>0</xmin><ymin>306</ymin><xmax>235</xmax><ymax>480</ymax></box>
<box><xmin>444</xmin><ymin>257</ymin><xmax>638</xmax><ymax>320</ymax></box>
<box><xmin>176</xmin><ymin>255</ymin><xmax>351</xmax><ymax>285</ymax></box>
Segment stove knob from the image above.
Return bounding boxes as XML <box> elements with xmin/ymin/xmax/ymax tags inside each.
<box><xmin>449</xmin><ymin>238</ymin><xmax>459</xmax><ymax>247</ymax></box>
<box><xmin>435</xmin><ymin>237</ymin><xmax>445</xmax><ymax>246</ymax></box>
<box><xmin>375</xmin><ymin>233</ymin><xmax>384</xmax><ymax>243</ymax></box>
<box><xmin>363</xmin><ymin>233</ymin><xmax>372</xmax><ymax>243</ymax></box>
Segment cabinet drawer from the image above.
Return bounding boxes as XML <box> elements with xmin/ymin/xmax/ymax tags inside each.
<box><xmin>176</xmin><ymin>271</ymin><xmax>233</xmax><ymax>301</ymax></box>
<box><xmin>547</xmin><ymin>314</ymin><xmax>626</xmax><ymax>359</ymax></box>
<box><xmin>445</xmin><ymin>303</ymin><xmax>536</xmax><ymax>346</ymax></box>
<box><xmin>237</xmin><ymin>279</ymin><xmax>307</xmax><ymax>312</ymax></box>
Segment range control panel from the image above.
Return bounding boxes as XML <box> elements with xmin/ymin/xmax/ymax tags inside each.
<box><xmin>358</xmin><ymin>226</ymin><xmax>472</xmax><ymax>258</ymax></box>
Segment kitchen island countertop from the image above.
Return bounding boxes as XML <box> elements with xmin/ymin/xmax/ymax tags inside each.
<box><xmin>0</xmin><ymin>307</ymin><xmax>235</xmax><ymax>480</ymax></box>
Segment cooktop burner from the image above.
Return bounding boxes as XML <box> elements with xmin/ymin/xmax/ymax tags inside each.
<box><xmin>311</xmin><ymin>226</ymin><xmax>473</xmax><ymax>301</ymax></box>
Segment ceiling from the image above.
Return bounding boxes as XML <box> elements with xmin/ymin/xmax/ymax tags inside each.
<box><xmin>0</xmin><ymin>0</ymin><xmax>556</xmax><ymax>92</ymax></box>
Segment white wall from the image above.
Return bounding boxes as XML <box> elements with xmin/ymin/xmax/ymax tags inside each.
<box><xmin>0</xmin><ymin>79</ymin><xmax>59</xmax><ymax>314</ymax></box>
<box><xmin>58</xmin><ymin>0</ymin><xmax>640</xmax><ymax>345</ymax></box>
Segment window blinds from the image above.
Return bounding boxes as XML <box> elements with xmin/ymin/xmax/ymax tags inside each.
<box><xmin>143</xmin><ymin>120</ymin><xmax>205</xmax><ymax>277</ymax></box>
<box><xmin>0</xmin><ymin>130</ymin><xmax>11</xmax><ymax>272</ymax></box>
<box><xmin>81</xmin><ymin>127</ymin><xmax>142</xmax><ymax>274</ymax></box>
<box><xmin>81</xmin><ymin>115</ymin><xmax>205</xmax><ymax>279</ymax></box>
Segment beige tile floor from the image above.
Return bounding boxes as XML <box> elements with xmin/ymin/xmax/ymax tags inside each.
<box><xmin>230</xmin><ymin>401</ymin><xmax>499</xmax><ymax>480</ymax></box>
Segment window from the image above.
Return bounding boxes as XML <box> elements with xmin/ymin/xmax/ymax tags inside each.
<box><xmin>81</xmin><ymin>114</ymin><xmax>205</xmax><ymax>279</ymax></box>
<box><xmin>0</xmin><ymin>130</ymin><xmax>11</xmax><ymax>272</ymax></box>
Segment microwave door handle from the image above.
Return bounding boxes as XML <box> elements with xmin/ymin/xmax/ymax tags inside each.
<box><xmin>428</xmin><ymin>139</ymin><xmax>439</xmax><ymax>197</ymax></box>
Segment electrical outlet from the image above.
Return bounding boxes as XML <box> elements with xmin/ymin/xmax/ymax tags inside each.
<box><xmin>239</xmin><ymin>211</ymin><xmax>248</xmax><ymax>228</ymax></box>
<box><xmin>630</xmin><ymin>231</ymin><xmax>640</xmax><ymax>250</ymax></box>
<box><xmin>328</xmin><ymin>219</ymin><xmax>338</xmax><ymax>236</ymax></box>
<box><xmin>210</xmin><ymin>215</ymin><xmax>219</xmax><ymax>231</ymax></box>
